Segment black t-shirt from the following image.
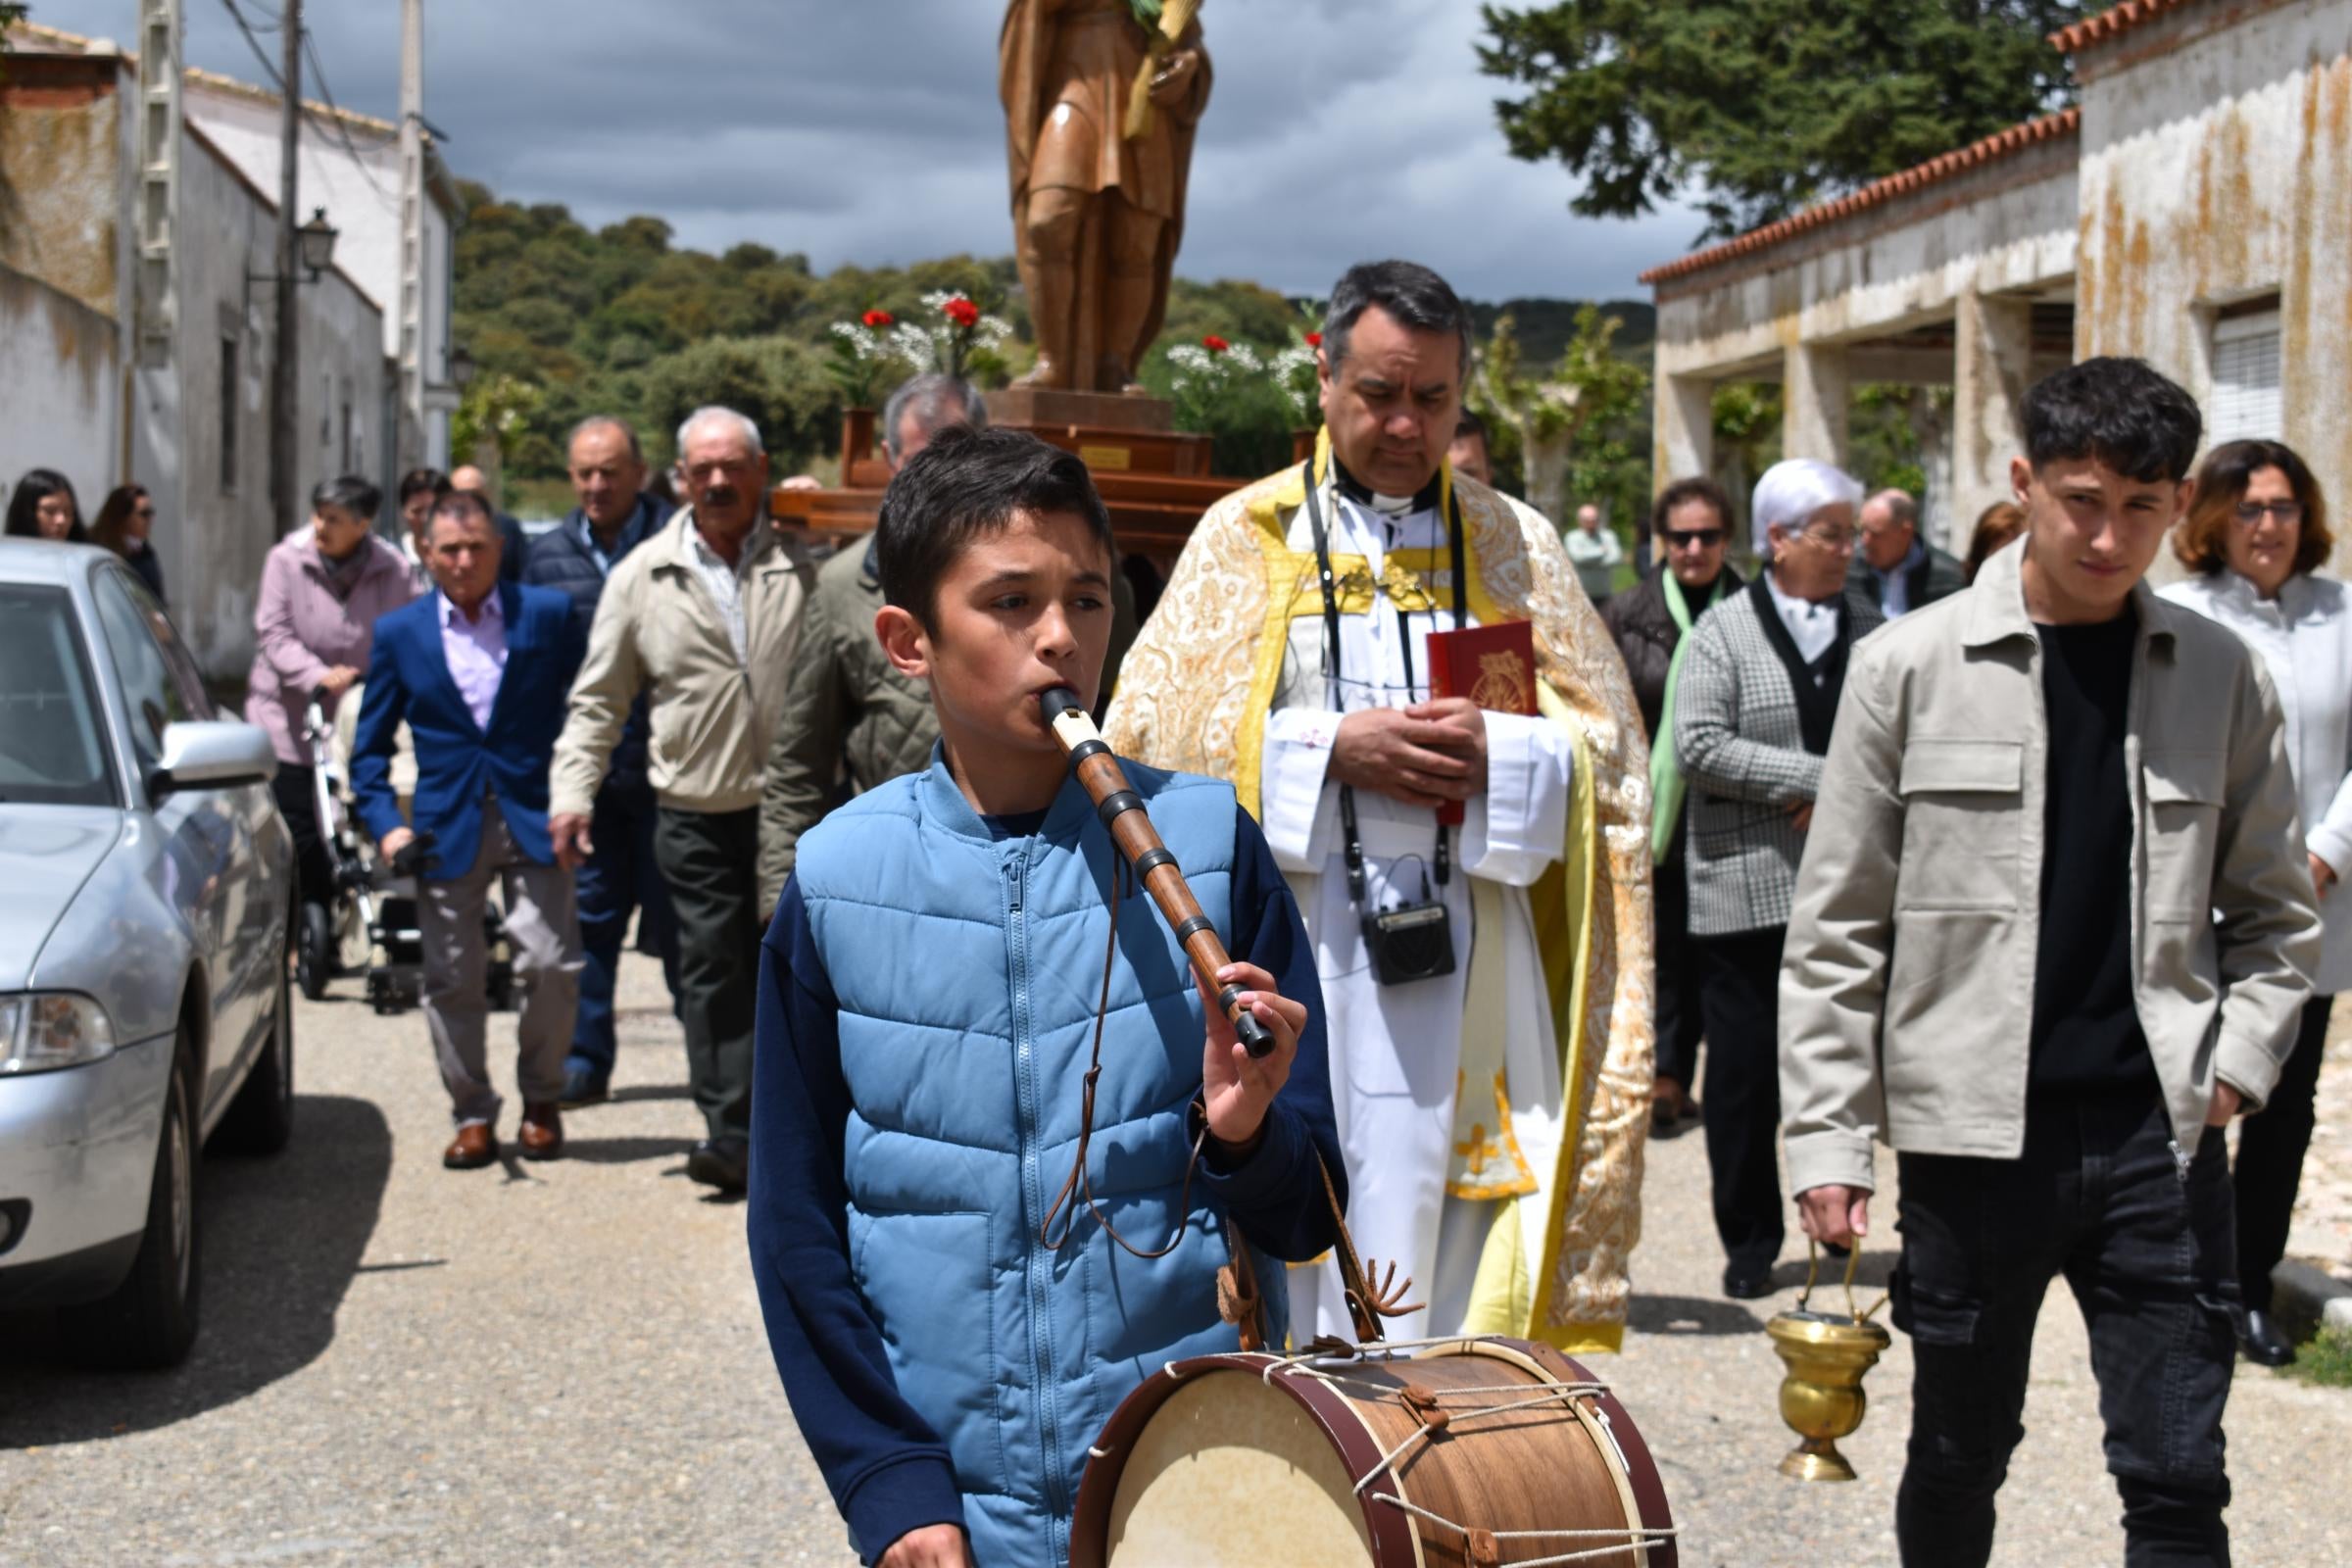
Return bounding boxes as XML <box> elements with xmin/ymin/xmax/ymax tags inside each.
<box><xmin>2030</xmin><ymin>608</ymin><xmax>2160</xmax><ymax>1094</ymax></box>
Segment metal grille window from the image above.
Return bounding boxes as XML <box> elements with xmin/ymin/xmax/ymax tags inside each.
<box><xmin>2210</xmin><ymin>310</ymin><xmax>2282</xmax><ymax>444</ymax></box>
<box><xmin>219</xmin><ymin>335</ymin><xmax>239</xmax><ymax>493</ymax></box>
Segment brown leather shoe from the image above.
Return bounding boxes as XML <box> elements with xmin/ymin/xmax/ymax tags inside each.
<box><xmin>443</xmin><ymin>1121</ymin><xmax>498</xmax><ymax>1169</ymax></box>
<box><xmin>517</xmin><ymin>1102</ymin><xmax>564</xmax><ymax>1161</ymax></box>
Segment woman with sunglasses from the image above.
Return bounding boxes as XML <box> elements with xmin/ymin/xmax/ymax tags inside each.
<box><xmin>1603</xmin><ymin>476</ymin><xmax>1743</xmax><ymax>1137</ymax></box>
<box><xmin>90</xmin><ymin>483</ymin><xmax>166</xmax><ymax>603</ymax></box>
<box><xmin>2159</xmin><ymin>437</ymin><xmax>2344</xmax><ymax>1367</ymax></box>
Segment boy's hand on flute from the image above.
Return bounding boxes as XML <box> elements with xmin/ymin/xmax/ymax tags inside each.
<box><xmin>1197</xmin><ymin>960</ymin><xmax>1304</xmax><ymax>1156</ymax></box>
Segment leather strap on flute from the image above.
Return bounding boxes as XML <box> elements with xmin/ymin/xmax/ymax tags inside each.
<box><xmin>1041</xmin><ymin>688</ymin><xmax>1275</xmax><ymax>1057</ymax></box>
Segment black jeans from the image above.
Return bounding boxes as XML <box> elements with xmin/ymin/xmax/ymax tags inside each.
<box><xmin>1693</xmin><ymin>926</ymin><xmax>1787</xmax><ymax>1275</ymax></box>
<box><xmin>2235</xmin><ymin>993</ymin><xmax>2331</xmax><ymax>1313</ymax></box>
<box><xmin>1893</xmin><ymin>1091</ymin><xmax>2238</xmax><ymax>1568</ymax></box>
<box><xmin>653</xmin><ymin>806</ymin><xmax>761</xmax><ymax>1143</ymax></box>
<box><xmin>270</xmin><ymin>763</ymin><xmax>334</xmax><ymax>913</ymax></box>
<box><xmin>1652</xmin><ymin>850</ymin><xmax>1706</xmax><ymax>1091</ymax></box>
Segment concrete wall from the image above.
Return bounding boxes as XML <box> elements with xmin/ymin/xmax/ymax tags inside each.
<box><xmin>188</xmin><ymin>83</ymin><xmax>457</xmax><ymax>470</ymax></box>
<box><xmin>168</xmin><ymin>126</ymin><xmax>387</xmax><ymax>676</ymax></box>
<box><xmin>2074</xmin><ymin>0</ymin><xmax>2352</xmax><ymax>568</ymax></box>
<box><xmin>0</xmin><ymin>60</ymin><xmax>122</xmax><ymax>318</ymax></box>
<box><xmin>1651</xmin><ymin>146</ymin><xmax>2080</xmax><ymax>381</ymax></box>
<box><xmin>0</xmin><ymin>265</ymin><xmax>122</xmax><ymax>518</ymax></box>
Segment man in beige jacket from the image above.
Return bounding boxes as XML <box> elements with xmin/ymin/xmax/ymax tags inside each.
<box><xmin>1781</xmin><ymin>358</ymin><xmax>2318</xmax><ymax>1567</ymax></box>
<box><xmin>551</xmin><ymin>406</ymin><xmax>814</xmax><ymax>1193</ymax></box>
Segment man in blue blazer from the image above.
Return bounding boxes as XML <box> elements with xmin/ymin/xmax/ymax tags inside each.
<box><xmin>355</xmin><ymin>490</ymin><xmax>588</xmax><ymax>1170</ymax></box>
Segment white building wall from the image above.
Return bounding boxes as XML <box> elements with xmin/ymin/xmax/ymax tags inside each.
<box><xmin>0</xmin><ymin>267</ymin><xmax>122</xmax><ymax>517</ymax></box>
<box><xmin>182</xmin><ymin>83</ymin><xmax>456</xmax><ymax>472</ymax></box>
<box><xmin>169</xmin><ymin>127</ymin><xmax>387</xmax><ymax>677</ymax></box>
<box><xmin>2074</xmin><ymin>0</ymin><xmax>2352</xmax><ymax>569</ymax></box>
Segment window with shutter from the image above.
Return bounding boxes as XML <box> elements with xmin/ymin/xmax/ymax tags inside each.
<box><xmin>2209</xmin><ymin>311</ymin><xmax>2282</xmax><ymax>445</ymax></box>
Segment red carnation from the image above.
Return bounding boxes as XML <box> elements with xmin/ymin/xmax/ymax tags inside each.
<box><xmin>943</xmin><ymin>296</ymin><xmax>982</xmax><ymax>329</ymax></box>
<box><xmin>1304</xmin><ymin>331</ymin><xmax>1322</xmax><ymax>348</ymax></box>
<box><xmin>1202</xmin><ymin>334</ymin><xmax>1231</xmax><ymax>354</ymax></box>
<box><xmin>861</xmin><ymin>309</ymin><xmax>894</xmax><ymax>328</ymax></box>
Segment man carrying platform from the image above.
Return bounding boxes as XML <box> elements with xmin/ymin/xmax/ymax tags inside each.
<box><xmin>1105</xmin><ymin>260</ymin><xmax>1655</xmax><ymax>1351</ymax></box>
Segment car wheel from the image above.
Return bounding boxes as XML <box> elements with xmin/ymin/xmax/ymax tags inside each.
<box><xmin>295</xmin><ymin>901</ymin><xmax>334</xmax><ymax>1000</ymax></box>
<box><xmin>63</xmin><ymin>1035</ymin><xmax>201</xmax><ymax>1370</ymax></box>
<box><xmin>218</xmin><ymin>909</ymin><xmax>297</xmax><ymax>1155</ymax></box>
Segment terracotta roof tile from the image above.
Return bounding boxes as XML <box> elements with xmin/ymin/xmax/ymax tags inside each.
<box><xmin>1638</xmin><ymin>109</ymin><xmax>2081</xmax><ymax>286</ymax></box>
<box><xmin>2049</xmin><ymin>0</ymin><xmax>2200</xmax><ymax>53</ymax></box>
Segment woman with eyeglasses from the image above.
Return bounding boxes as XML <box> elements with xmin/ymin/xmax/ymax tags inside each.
<box><xmin>1674</xmin><ymin>458</ymin><xmax>1884</xmax><ymax>1299</ymax></box>
<box><xmin>2159</xmin><ymin>437</ymin><xmax>2344</xmax><ymax>1367</ymax></box>
<box><xmin>89</xmin><ymin>483</ymin><xmax>166</xmax><ymax>603</ymax></box>
<box><xmin>4</xmin><ymin>468</ymin><xmax>87</xmax><ymax>543</ymax></box>
<box><xmin>1602</xmin><ymin>476</ymin><xmax>1744</xmax><ymax>1137</ymax></box>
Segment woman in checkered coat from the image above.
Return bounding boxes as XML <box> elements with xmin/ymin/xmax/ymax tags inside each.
<box><xmin>1674</xmin><ymin>459</ymin><xmax>1884</xmax><ymax>1299</ymax></box>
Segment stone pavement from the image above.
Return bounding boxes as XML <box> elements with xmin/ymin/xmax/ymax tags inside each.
<box><xmin>1608</xmin><ymin>1104</ymin><xmax>2352</xmax><ymax>1566</ymax></box>
<box><xmin>0</xmin><ymin>948</ymin><xmax>2344</xmax><ymax>1565</ymax></box>
<box><xmin>0</xmin><ymin>952</ymin><xmax>857</xmax><ymax>1568</ymax></box>
<box><xmin>2279</xmin><ymin>1008</ymin><xmax>2352</xmax><ymax>1295</ymax></box>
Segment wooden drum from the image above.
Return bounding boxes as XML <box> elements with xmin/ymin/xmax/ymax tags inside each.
<box><xmin>1070</xmin><ymin>1337</ymin><xmax>1678</xmax><ymax>1567</ymax></box>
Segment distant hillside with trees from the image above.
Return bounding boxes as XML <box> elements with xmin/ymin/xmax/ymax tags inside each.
<box><xmin>450</xmin><ymin>178</ymin><xmax>1660</xmax><ymax>519</ymax></box>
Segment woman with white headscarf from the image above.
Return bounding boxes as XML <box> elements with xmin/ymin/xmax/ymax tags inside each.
<box><xmin>1673</xmin><ymin>458</ymin><xmax>1882</xmax><ymax>1298</ymax></box>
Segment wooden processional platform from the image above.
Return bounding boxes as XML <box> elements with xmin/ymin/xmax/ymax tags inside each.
<box><xmin>767</xmin><ymin>387</ymin><xmax>1299</xmax><ymax>566</ymax></box>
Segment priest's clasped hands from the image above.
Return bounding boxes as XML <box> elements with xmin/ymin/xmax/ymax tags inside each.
<box><xmin>1329</xmin><ymin>696</ymin><xmax>1490</xmax><ymax>810</ymax></box>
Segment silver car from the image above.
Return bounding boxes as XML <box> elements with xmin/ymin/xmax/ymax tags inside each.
<box><xmin>0</xmin><ymin>540</ymin><xmax>295</xmax><ymax>1368</ymax></box>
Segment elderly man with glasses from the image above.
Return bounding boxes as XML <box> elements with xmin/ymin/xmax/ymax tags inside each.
<box><xmin>1673</xmin><ymin>458</ymin><xmax>1883</xmax><ymax>1298</ymax></box>
<box><xmin>1848</xmin><ymin>487</ymin><xmax>1966</xmax><ymax>619</ymax></box>
<box><xmin>1602</xmin><ymin>477</ymin><xmax>1744</xmax><ymax>1136</ymax></box>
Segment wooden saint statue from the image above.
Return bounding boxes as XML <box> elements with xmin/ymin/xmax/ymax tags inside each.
<box><xmin>1001</xmin><ymin>0</ymin><xmax>1211</xmax><ymax>393</ymax></box>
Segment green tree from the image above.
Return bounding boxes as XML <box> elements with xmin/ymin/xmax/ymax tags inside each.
<box><xmin>635</xmin><ymin>335</ymin><xmax>839</xmax><ymax>471</ymax></box>
<box><xmin>1471</xmin><ymin>305</ymin><xmax>1648</xmax><ymax>529</ymax></box>
<box><xmin>1478</xmin><ymin>0</ymin><xmax>2086</xmax><ymax>239</ymax></box>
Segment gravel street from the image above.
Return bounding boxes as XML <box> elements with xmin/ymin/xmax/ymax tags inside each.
<box><xmin>1</xmin><ymin>949</ymin><xmax>2344</xmax><ymax>1566</ymax></box>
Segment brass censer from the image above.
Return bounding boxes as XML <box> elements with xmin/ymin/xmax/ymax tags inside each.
<box><xmin>1765</xmin><ymin>1241</ymin><xmax>1891</xmax><ymax>1482</ymax></box>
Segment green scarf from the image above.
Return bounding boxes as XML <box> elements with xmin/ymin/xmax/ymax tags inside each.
<box><xmin>1648</xmin><ymin>571</ymin><xmax>1728</xmax><ymax>861</ymax></box>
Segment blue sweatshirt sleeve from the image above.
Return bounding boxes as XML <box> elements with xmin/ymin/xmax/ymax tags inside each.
<box><xmin>1194</xmin><ymin>801</ymin><xmax>1347</xmax><ymax>1261</ymax></box>
<box><xmin>747</xmin><ymin>880</ymin><xmax>964</xmax><ymax>1563</ymax></box>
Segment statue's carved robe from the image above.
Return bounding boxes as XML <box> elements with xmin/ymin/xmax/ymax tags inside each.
<box><xmin>1000</xmin><ymin>0</ymin><xmax>1208</xmax><ymax>386</ymax></box>
<box><xmin>1106</xmin><ymin>438</ymin><xmax>1656</xmax><ymax>1351</ymax></box>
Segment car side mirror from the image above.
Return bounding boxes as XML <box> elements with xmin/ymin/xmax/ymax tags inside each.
<box><xmin>151</xmin><ymin>720</ymin><xmax>279</xmax><ymax>797</ymax></box>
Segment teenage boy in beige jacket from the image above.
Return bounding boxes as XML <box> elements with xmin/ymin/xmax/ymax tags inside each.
<box><xmin>1781</xmin><ymin>358</ymin><xmax>2318</xmax><ymax>1568</ymax></box>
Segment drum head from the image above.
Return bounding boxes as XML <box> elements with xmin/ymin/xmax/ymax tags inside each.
<box><xmin>1103</xmin><ymin>1368</ymin><xmax>1374</xmax><ymax>1567</ymax></box>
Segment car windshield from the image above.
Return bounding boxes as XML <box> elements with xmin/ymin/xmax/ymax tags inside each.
<box><xmin>0</xmin><ymin>584</ymin><xmax>118</xmax><ymax>808</ymax></box>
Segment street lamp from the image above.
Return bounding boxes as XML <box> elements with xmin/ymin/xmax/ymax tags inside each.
<box><xmin>446</xmin><ymin>344</ymin><xmax>477</xmax><ymax>389</ymax></box>
<box><xmin>245</xmin><ymin>208</ymin><xmax>341</xmax><ymax>310</ymax></box>
<box><xmin>295</xmin><ymin>208</ymin><xmax>339</xmax><ymax>278</ymax></box>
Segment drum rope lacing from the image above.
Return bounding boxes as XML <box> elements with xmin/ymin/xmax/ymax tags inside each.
<box><xmin>1366</xmin><ymin>1493</ymin><xmax>1678</xmax><ymax>1566</ymax></box>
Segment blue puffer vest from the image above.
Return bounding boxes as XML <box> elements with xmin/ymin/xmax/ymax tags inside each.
<box><xmin>793</xmin><ymin>754</ymin><xmax>1289</xmax><ymax>1566</ymax></box>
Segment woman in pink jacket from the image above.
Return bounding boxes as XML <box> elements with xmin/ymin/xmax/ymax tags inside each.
<box><xmin>245</xmin><ymin>475</ymin><xmax>416</xmax><ymax>918</ymax></box>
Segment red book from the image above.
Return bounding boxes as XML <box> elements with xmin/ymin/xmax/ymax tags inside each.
<box><xmin>1425</xmin><ymin>619</ymin><xmax>1539</xmax><ymax>825</ymax></box>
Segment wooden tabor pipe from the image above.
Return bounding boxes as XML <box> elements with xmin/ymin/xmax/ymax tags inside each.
<box><xmin>1042</xmin><ymin>688</ymin><xmax>1275</xmax><ymax>1057</ymax></box>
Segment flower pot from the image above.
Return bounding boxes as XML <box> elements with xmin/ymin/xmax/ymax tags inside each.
<box><xmin>840</xmin><ymin>407</ymin><xmax>877</xmax><ymax>486</ymax></box>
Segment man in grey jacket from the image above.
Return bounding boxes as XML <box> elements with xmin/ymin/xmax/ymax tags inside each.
<box><xmin>1782</xmin><ymin>358</ymin><xmax>2319</xmax><ymax>1567</ymax></box>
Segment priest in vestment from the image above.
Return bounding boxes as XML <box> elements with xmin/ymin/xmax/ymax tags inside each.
<box><xmin>1104</xmin><ymin>261</ymin><xmax>1655</xmax><ymax>1351</ymax></box>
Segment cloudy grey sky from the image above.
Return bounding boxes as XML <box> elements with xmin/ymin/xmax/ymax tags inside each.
<box><xmin>28</xmin><ymin>0</ymin><xmax>1703</xmax><ymax>301</ymax></box>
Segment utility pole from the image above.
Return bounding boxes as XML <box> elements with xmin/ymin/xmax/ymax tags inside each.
<box><xmin>398</xmin><ymin>0</ymin><xmax>425</xmax><ymax>472</ymax></box>
<box><xmin>269</xmin><ymin>0</ymin><xmax>303</xmax><ymax>535</ymax></box>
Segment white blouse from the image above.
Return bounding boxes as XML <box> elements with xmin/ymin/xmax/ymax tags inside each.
<box><xmin>2161</xmin><ymin>569</ymin><xmax>2352</xmax><ymax>994</ymax></box>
